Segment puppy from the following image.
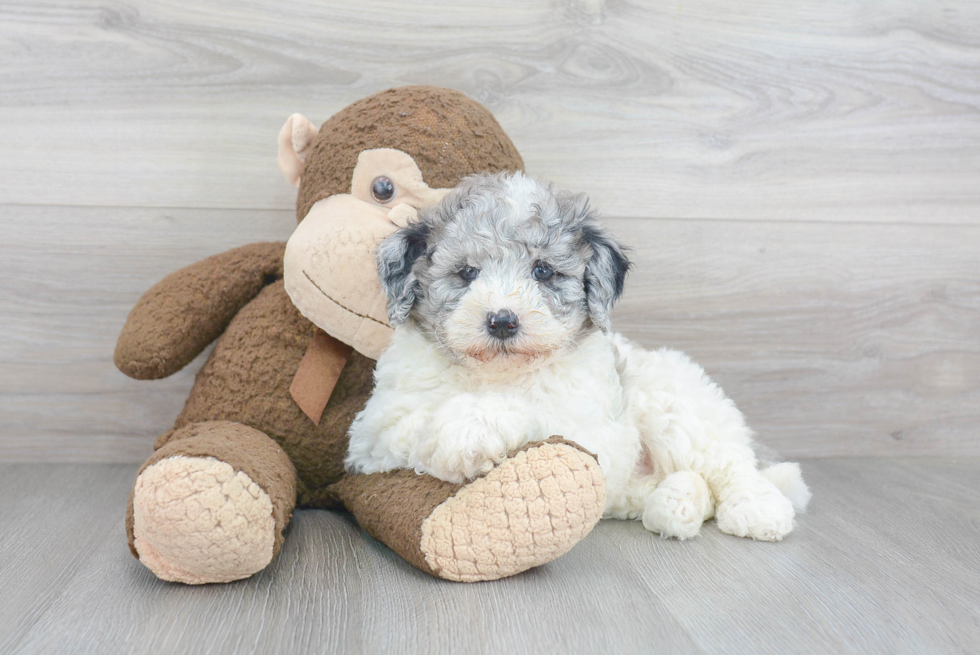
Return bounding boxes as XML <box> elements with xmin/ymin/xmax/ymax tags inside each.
<box><xmin>346</xmin><ymin>172</ymin><xmax>810</xmax><ymax>541</ymax></box>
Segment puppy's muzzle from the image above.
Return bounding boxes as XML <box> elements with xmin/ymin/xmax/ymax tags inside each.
<box><xmin>486</xmin><ymin>310</ymin><xmax>520</xmax><ymax>341</ymax></box>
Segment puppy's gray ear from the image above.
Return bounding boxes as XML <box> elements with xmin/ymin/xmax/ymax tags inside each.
<box><xmin>582</xmin><ymin>224</ymin><xmax>630</xmax><ymax>330</ymax></box>
<box><xmin>376</xmin><ymin>221</ymin><xmax>430</xmax><ymax>325</ymax></box>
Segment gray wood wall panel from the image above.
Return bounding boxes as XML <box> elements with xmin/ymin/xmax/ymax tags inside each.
<box><xmin>2</xmin><ymin>205</ymin><xmax>977</xmax><ymax>461</ymax></box>
<box><xmin>1</xmin><ymin>0</ymin><xmax>978</xmax><ymax>461</ymax></box>
<box><xmin>611</xmin><ymin>218</ymin><xmax>980</xmax><ymax>457</ymax></box>
<box><xmin>0</xmin><ymin>205</ymin><xmax>294</xmax><ymax>463</ymax></box>
<box><xmin>1</xmin><ymin>1</ymin><xmax>978</xmax><ymax>222</ymax></box>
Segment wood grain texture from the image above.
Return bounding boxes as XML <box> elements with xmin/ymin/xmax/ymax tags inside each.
<box><xmin>1</xmin><ymin>459</ymin><xmax>977</xmax><ymax>654</ymax></box>
<box><xmin>1</xmin><ymin>0</ymin><xmax>979</xmax><ymax>461</ymax></box>
<box><xmin>609</xmin><ymin>217</ymin><xmax>980</xmax><ymax>457</ymax></box>
<box><xmin>2</xmin><ymin>207</ymin><xmax>978</xmax><ymax>461</ymax></box>
<box><xmin>0</xmin><ymin>204</ymin><xmax>294</xmax><ymax>463</ymax></box>
<box><xmin>1</xmin><ymin>0</ymin><xmax>979</xmax><ymax>222</ymax></box>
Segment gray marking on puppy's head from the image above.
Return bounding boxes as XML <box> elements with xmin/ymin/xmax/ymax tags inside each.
<box><xmin>375</xmin><ymin>171</ymin><xmax>630</xmax><ymax>359</ymax></box>
<box><xmin>376</xmin><ymin>219</ymin><xmax>429</xmax><ymax>325</ymax></box>
<box><xmin>580</xmin><ymin>221</ymin><xmax>631</xmax><ymax>329</ymax></box>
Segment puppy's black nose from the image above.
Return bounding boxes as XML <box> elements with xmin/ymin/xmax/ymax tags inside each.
<box><xmin>486</xmin><ymin>310</ymin><xmax>520</xmax><ymax>340</ymax></box>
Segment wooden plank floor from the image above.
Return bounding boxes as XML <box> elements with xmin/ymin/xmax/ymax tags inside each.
<box><xmin>1</xmin><ymin>458</ymin><xmax>977</xmax><ymax>654</ymax></box>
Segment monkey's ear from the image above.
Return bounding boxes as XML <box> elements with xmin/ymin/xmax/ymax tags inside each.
<box><xmin>278</xmin><ymin>113</ymin><xmax>319</xmax><ymax>188</ymax></box>
<box><xmin>376</xmin><ymin>221</ymin><xmax>430</xmax><ymax>325</ymax></box>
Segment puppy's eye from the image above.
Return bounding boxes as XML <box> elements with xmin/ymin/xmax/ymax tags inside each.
<box><xmin>458</xmin><ymin>266</ymin><xmax>480</xmax><ymax>283</ymax></box>
<box><xmin>532</xmin><ymin>263</ymin><xmax>554</xmax><ymax>282</ymax></box>
<box><xmin>371</xmin><ymin>176</ymin><xmax>395</xmax><ymax>203</ymax></box>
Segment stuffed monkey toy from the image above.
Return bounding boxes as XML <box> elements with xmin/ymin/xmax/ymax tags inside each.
<box><xmin>116</xmin><ymin>86</ymin><xmax>607</xmax><ymax>584</ymax></box>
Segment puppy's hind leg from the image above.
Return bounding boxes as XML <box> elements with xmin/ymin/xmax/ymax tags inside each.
<box><xmin>708</xmin><ymin>457</ymin><xmax>796</xmax><ymax>542</ymax></box>
<box><xmin>642</xmin><ymin>471</ymin><xmax>714</xmax><ymax>540</ymax></box>
<box><xmin>614</xmin><ymin>337</ymin><xmax>802</xmax><ymax>542</ymax></box>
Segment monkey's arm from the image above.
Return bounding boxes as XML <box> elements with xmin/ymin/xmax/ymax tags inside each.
<box><xmin>114</xmin><ymin>242</ymin><xmax>286</xmax><ymax>380</ymax></box>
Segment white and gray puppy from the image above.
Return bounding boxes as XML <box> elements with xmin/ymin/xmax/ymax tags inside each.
<box><xmin>347</xmin><ymin>171</ymin><xmax>810</xmax><ymax>541</ymax></box>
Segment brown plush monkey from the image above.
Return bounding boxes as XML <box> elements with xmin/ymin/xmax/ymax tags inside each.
<box><xmin>116</xmin><ymin>86</ymin><xmax>606</xmax><ymax>584</ymax></box>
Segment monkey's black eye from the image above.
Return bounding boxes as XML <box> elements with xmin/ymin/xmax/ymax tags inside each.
<box><xmin>458</xmin><ymin>266</ymin><xmax>480</xmax><ymax>283</ymax></box>
<box><xmin>371</xmin><ymin>176</ymin><xmax>395</xmax><ymax>203</ymax></box>
<box><xmin>532</xmin><ymin>263</ymin><xmax>554</xmax><ymax>282</ymax></box>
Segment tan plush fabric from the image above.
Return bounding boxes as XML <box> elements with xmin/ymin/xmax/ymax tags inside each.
<box><xmin>132</xmin><ymin>456</ymin><xmax>276</xmax><ymax>585</ymax></box>
<box><xmin>278</xmin><ymin>113</ymin><xmax>319</xmax><ymax>188</ymax></box>
<box><xmin>348</xmin><ymin>148</ymin><xmax>451</xmax><ymax>213</ymax></box>
<box><xmin>282</xmin><ymin>148</ymin><xmax>451</xmax><ymax>359</ymax></box>
<box><xmin>420</xmin><ymin>439</ymin><xmax>607</xmax><ymax>582</ymax></box>
<box><xmin>126</xmin><ymin>421</ymin><xmax>297</xmax><ymax>559</ymax></box>
<box><xmin>282</xmin><ymin>193</ymin><xmax>397</xmax><ymax>359</ymax></box>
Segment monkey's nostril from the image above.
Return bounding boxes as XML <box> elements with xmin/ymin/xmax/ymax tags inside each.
<box><xmin>486</xmin><ymin>310</ymin><xmax>520</xmax><ymax>340</ymax></box>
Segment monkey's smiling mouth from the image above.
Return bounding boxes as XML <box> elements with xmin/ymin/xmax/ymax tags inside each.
<box><xmin>302</xmin><ymin>270</ymin><xmax>389</xmax><ymax>327</ymax></box>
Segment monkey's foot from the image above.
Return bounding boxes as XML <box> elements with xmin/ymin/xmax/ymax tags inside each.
<box><xmin>131</xmin><ymin>456</ymin><xmax>276</xmax><ymax>584</ymax></box>
<box><xmin>419</xmin><ymin>438</ymin><xmax>606</xmax><ymax>582</ymax></box>
<box><xmin>333</xmin><ymin>437</ymin><xmax>606</xmax><ymax>582</ymax></box>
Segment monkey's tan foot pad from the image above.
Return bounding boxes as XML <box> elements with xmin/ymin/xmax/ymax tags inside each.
<box><xmin>420</xmin><ymin>441</ymin><xmax>607</xmax><ymax>582</ymax></box>
<box><xmin>132</xmin><ymin>456</ymin><xmax>276</xmax><ymax>585</ymax></box>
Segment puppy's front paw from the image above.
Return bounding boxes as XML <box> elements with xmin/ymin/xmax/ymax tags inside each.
<box><xmin>642</xmin><ymin>471</ymin><xmax>714</xmax><ymax>540</ymax></box>
<box><xmin>715</xmin><ymin>483</ymin><xmax>795</xmax><ymax>542</ymax></box>
<box><xmin>416</xmin><ymin>393</ymin><xmax>542</xmax><ymax>482</ymax></box>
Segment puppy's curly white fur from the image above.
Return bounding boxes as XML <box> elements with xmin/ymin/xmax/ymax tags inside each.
<box><xmin>346</xmin><ymin>172</ymin><xmax>810</xmax><ymax>541</ymax></box>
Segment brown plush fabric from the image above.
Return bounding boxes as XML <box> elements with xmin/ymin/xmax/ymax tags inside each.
<box><xmin>329</xmin><ymin>436</ymin><xmax>599</xmax><ymax>576</ymax></box>
<box><xmin>126</xmin><ymin>420</ymin><xmax>297</xmax><ymax>558</ymax></box>
<box><xmin>297</xmin><ymin>85</ymin><xmax>525</xmax><ymax>221</ymax></box>
<box><xmin>115</xmin><ymin>242</ymin><xmax>286</xmax><ymax>380</ymax></box>
<box><xmin>118</xmin><ymin>86</ymin><xmax>603</xmax><ymax>583</ymax></box>
<box><xmin>329</xmin><ymin>470</ymin><xmax>462</xmax><ymax>575</ymax></box>
<box><xmin>171</xmin><ymin>280</ymin><xmax>374</xmax><ymax>508</ymax></box>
